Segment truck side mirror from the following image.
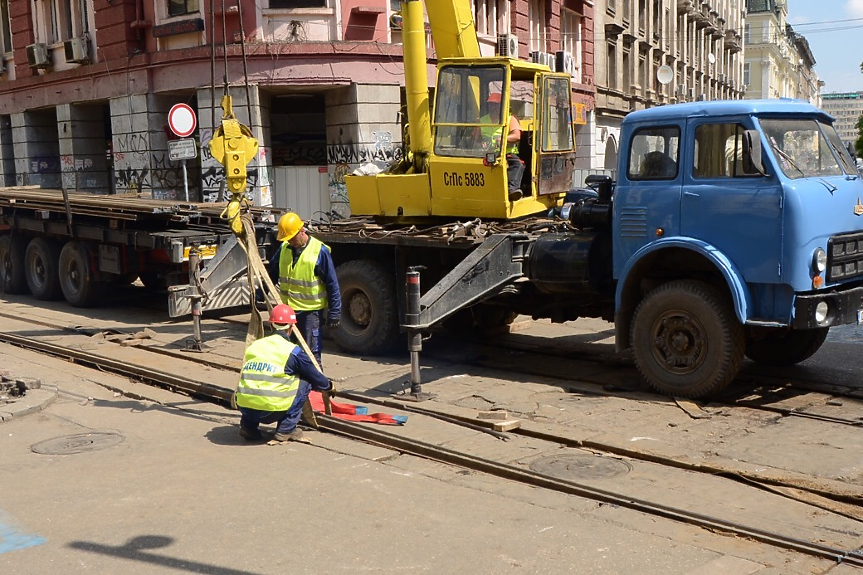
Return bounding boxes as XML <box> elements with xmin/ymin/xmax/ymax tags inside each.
<box><xmin>742</xmin><ymin>129</ymin><xmax>765</xmax><ymax>175</ymax></box>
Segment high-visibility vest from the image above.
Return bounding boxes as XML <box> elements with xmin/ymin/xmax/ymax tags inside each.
<box><xmin>235</xmin><ymin>335</ymin><xmax>300</xmax><ymax>411</ymax></box>
<box><xmin>278</xmin><ymin>236</ymin><xmax>329</xmax><ymax>311</ymax></box>
<box><xmin>480</xmin><ymin>114</ymin><xmax>520</xmax><ymax>155</ymax></box>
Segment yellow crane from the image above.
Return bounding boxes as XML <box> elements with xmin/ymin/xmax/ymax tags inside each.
<box><xmin>345</xmin><ymin>0</ymin><xmax>578</xmax><ymax>220</ymax></box>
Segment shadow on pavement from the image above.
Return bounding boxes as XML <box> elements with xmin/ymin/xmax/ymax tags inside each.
<box><xmin>69</xmin><ymin>535</ymin><xmax>262</xmax><ymax>575</ymax></box>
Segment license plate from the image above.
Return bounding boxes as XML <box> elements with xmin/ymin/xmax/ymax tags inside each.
<box><xmin>858</xmin><ymin>310</ymin><xmax>863</xmax><ymax>325</ymax></box>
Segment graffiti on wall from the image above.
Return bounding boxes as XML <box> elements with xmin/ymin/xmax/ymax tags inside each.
<box><xmin>326</xmin><ymin>133</ymin><xmax>402</xmax><ymax>165</ymax></box>
<box><xmin>199</xmin><ymin>128</ymin><xmax>271</xmax><ymax>204</ymax></box>
<box><xmin>324</xmin><ymin>132</ymin><xmax>400</xmax><ymax>217</ymax></box>
<box><xmin>112</xmin><ymin>152</ymin><xmax>198</xmax><ymax>198</ymax></box>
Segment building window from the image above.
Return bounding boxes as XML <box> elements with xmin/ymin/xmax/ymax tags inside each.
<box><xmin>622</xmin><ymin>47</ymin><xmax>631</xmax><ymax>93</ymax></box>
<box><xmin>638</xmin><ymin>0</ymin><xmax>646</xmax><ymax>33</ymax></box>
<box><xmin>42</xmin><ymin>0</ymin><xmax>90</xmax><ymax>42</ymax></box>
<box><xmin>528</xmin><ymin>0</ymin><xmax>545</xmax><ymax>52</ymax></box>
<box><xmin>607</xmin><ymin>42</ymin><xmax>617</xmax><ymax>91</ymax></box>
<box><xmin>561</xmin><ymin>8</ymin><xmax>582</xmax><ymax>81</ymax></box>
<box><xmin>0</xmin><ymin>0</ymin><xmax>11</xmax><ymax>53</ymax></box>
<box><xmin>168</xmin><ymin>0</ymin><xmax>200</xmax><ymax>17</ymax></box>
<box><xmin>474</xmin><ymin>0</ymin><xmax>507</xmax><ymax>38</ymax></box>
<box><xmin>743</xmin><ymin>63</ymin><xmax>750</xmax><ymax>87</ymax></box>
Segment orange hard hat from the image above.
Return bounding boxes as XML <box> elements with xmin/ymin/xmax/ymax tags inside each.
<box><xmin>269</xmin><ymin>304</ymin><xmax>297</xmax><ymax>327</ymax></box>
<box><xmin>277</xmin><ymin>212</ymin><xmax>304</xmax><ymax>241</ymax></box>
<box><xmin>487</xmin><ymin>93</ymin><xmax>502</xmax><ymax>103</ymax></box>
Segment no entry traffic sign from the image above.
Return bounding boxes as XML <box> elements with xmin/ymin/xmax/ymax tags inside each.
<box><xmin>168</xmin><ymin>103</ymin><xmax>197</xmax><ymax>138</ymax></box>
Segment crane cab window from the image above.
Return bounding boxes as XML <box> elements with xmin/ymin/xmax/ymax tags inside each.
<box><xmin>628</xmin><ymin>127</ymin><xmax>679</xmax><ymax>180</ymax></box>
<box><xmin>540</xmin><ymin>76</ymin><xmax>574</xmax><ymax>152</ymax></box>
<box><xmin>433</xmin><ymin>65</ymin><xmax>508</xmax><ymax>158</ymax></box>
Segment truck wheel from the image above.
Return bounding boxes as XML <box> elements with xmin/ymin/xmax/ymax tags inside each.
<box><xmin>59</xmin><ymin>241</ymin><xmax>105</xmax><ymax>307</ymax></box>
<box><xmin>24</xmin><ymin>238</ymin><xmax>63</xmax><ymax>300</ymax></box>
<box><xmin>745</xmin><ymin>327</ymin><xmax>828</xmax><ymax>366</ymax></box>
<box><xmin>0</xmin><ymin>234</ymin><xmax>28</xmax><ymax>295</ymax></box>
<box><xmin>631</xmin><ymin>280</ymin><xmax>744</xmax><ymax>399</ymax></box>
<box><xmin>332</xmin><ymin>260</ymin><xmax>399</xmax><ymax>354</ymax></box>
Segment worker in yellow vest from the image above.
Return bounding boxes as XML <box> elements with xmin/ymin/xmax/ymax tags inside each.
<box><xmin>268</xmin><ymin>213</ymin><xmax>342</xmax><ymax>367</ymax></box>
<box><xmin>235</xmin><ymin>304</ymin><xmax>335</xmax><ymax>442</ymax></box>
<box><xmin>481</xmin><ymin>92</ymin><xmax>525</xmax><ymax>202</ymax></box>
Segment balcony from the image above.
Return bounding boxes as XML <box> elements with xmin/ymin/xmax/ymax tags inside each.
<box><xmin>677</xmin><ymin>0</ymin><xmax>694</xmax><ymax>15</ymax></box>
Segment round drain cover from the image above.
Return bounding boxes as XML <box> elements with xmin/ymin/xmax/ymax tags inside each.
<box><xmin>530</xmin><ymin>453</ymin><xmax>631</xmax><ymax>480</ymax></box>
<box><xmin>31</xmin><ymin>432</ymin><xmax>124</xmax><ymax>455</ymax></box>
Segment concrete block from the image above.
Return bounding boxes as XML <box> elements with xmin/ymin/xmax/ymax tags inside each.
<box><xmin>111</xmin><ymin>114</ymin><xmax>132</xmax><ymax>136</ymax></box>
<box><xmin>15</xmin><ymin>377</ymin><xmax>41</xmax><ymax>391</ymax></box>
<box><xmin>355</xmin><ymin>84</ymin><xmax>401</xmax><ymax>105</ymax></box>
<box><xmin>326</xmin><ymin>104</ymin><xmax>359</xmax><ymax>125</ymax></box>
<box><xmin>355</xmin><ymin>103</ymin><xmax>400</xmax><ymax>124</ymax></box>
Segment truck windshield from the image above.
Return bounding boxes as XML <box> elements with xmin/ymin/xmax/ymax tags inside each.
<box><xmin>759</xmin><ymin>118</ymin><xmax>854</xmax><ymax>179</ymax></box>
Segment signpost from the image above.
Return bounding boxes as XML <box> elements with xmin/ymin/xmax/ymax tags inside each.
<box><xmin>167</xmin><ymin>104</ymin><xmax>198</xmax><ymax>201</ymax></box>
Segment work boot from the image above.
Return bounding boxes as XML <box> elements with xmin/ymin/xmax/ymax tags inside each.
<box><xmin>508</xmin><ymin>190</ymin><xmax>523</xmax><ymax>202</ymax></box>
<box><xmin>273</xmin><ymin>428</ymin><xmax>304</xmax><ymax>442</ymax></box>
<box><xmin>238</xmin><ymin>426</ymin><xmax>263</xmax><ymax>441</ymax></box>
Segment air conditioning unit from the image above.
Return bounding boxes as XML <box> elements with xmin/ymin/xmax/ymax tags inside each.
<box><xmin>26</xmin><ymin>43</ymin><xmax>50</xmax><ymax>69</ymax></box>
<box><xmin>688</xmin><ymin>88</ymin><xmax>696</xmax><ymax>98</ymax></box>
<box><xmin>545</xmin><ymin>52</ymin><xmax>556</xmax><ymax>72</ymax></box>
<box><xmin>530</xmin><ymin>50</ymin><xmax>543</xmax><ymax>64</ymax></box>
<box><xmin>555</xmin><ymin>51</ymin><xmax>575</xmax><ymax>76</ymax></box>
<box><xmin>63</xmin><ymin>35</ymin><xmax>90</xmax><ymax>64</ymax></box>
<box><xmin>677</xmin><ymin>83</ymin><xmax>686</xmax><ymax>96</ymax></box>
<box><xmin>497</xmin><ymin>34</ymin><xmax>519</xmax><ymax>59</ymax></box>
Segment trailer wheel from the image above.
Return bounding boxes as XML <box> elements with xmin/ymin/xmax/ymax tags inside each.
<box><xmin>631</xmin><ymin>280</ymin><xmax>744</xmax><ymax>399</ymax></box>
<box><xmin>332</xmin><ymin>260</ymin><xmax>399</xmax><ymax>355</ymax></box>
<box><xmin>59</xmin><ymin>241</ymin><xmax>105</xmax><ymax>307</ymax></box>
<box><xmin>24</xmin><ymin>238</ymin><xmax>63</xmax><ymax>300</ymax></box>
<box><xmin>0</xmin><ymin>234</ymin><xmax>28</xmax><ymax>295</ymax></box>
<box><xmin>745</xmin><ymin>327</ymin><xmax>828</xmax><ymax>366</ymax></box>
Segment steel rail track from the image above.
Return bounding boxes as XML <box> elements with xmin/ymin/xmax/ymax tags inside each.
<box><xmin>2</xmin><ymin>329</ymin><xmax>863</xmax><ymax>566</ymax></box>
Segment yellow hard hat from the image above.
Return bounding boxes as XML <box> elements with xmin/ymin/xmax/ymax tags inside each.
<box><xmin>277</xmin><ymin>213</ymin><xmax>303</xmax><ymax>241</ymax></box>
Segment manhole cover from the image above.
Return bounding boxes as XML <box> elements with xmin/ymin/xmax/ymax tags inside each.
<box><xmin>31</xmin><ymin>432</ymin><xmax>124</xmax><ymax>455</ymax></box>
<box><xmin>529</xmin><ymin>454</ymin><xmax>632</xmax><ymax>480</ymax></box>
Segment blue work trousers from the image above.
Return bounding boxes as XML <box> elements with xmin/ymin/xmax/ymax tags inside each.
<box><xmin>296</xmin><ymin>309</ymin><xmax>323</xmax><ymax>368</ymax></box>
<box><xmin>506</xmin><ymin>154</ymin><xmax>525</xmax><ymax>192</ymax></box>
<box><xmin>238</xmin><ymin>379</ymin><xmax>311</xmax><ymax>434</ymax></box>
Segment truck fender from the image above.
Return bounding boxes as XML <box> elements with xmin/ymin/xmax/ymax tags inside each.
<box><xmin>614</xmin><ymin>238</ymin><xmax>751</xmax><ymax>350</ymax></box>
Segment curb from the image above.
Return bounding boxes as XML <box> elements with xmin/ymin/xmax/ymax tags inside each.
<box><xmin>0</xmin><ymin>389</ymin><xmax>58</xmax><ymax>422</ymax></box>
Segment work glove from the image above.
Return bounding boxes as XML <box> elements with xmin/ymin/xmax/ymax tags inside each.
<box><xmin>327</xmin><ymin>314</ymin><xmax>340</xmax><ymax>329</ymax></box>
<box><xmin>326</xmin><ymin>379</ymin><xmax>338</xmax><ymax>398</ymax></box>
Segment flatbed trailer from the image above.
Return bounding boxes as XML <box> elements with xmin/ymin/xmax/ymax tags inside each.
<box><xmin>0</xmin><ymin>187</ymin><xmax>279</xmax><ymax>309</ymax></box>
<box><xmin>307</xmin><ymin>212</ymin><xmax>600</xmax><ymax>355</ymax></box>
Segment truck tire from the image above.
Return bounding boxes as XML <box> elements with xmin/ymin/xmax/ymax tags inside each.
<box><xmin>745</xmin><ymin>327</ymin><xmax>828</xmax><ymax>366</ymax></box>
<box><xmin>631</xmin><ymin>280</ymin><xmax>744</xmax><ymax>399</ymax></box>
<box><xmin>24</xmin><ymin>238</ymin><xmax>63</xmax><ymax>300</ymax></box>
<box><xmin>332</xmin><ymin>260</ymin><xmax>399</xmax><ymax>355</ymax></box>
<box><xmin>0</xmin><ymin>234</ymin><xmax>28</xmax><ymax>295</ymax></box>
<box><xmin>59</xmin><ymin>241</ymin><xmax>105</xmax><ymax>307</ymax></box>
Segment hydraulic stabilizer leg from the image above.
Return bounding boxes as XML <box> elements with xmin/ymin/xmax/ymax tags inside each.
<box><xmin>184</xmin><ymin>248</ymin><xmax>207</xmax><ymax>352</ymax></box>
<box><xmin>397</xmin><ymin>267</ymin><xmax>434</xmax><ymax>402</ymax></box>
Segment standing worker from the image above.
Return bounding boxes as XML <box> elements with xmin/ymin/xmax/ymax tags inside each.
<box><xmin>236</xmin><ymin>304</ymin><xmax>335</xmax><ymax>441</ymax></box>
<box><xmin>269</xmin><ymin>213</ymin><xmax>341</xmax><ymax>367</ymax></box>
<box><xmin>482</xmin><ymin>92</ymin><xmax>525</xmax><ymax>202</ymax></box>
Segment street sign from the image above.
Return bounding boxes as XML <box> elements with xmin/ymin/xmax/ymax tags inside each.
<box><xmin>168</xmin><ymin>138</ymin><xmax>197</xmax><ymax>161</ymax></box>
<box><xmin>168</xmin><ymin>103</ymin><xmax>197</xmax><ymax>138</ymax></box>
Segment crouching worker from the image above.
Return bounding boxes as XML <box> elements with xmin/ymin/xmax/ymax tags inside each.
<box><xmin>235</xmin><ymin>304</ymin><xmax>335</xmax><ymax>442</ymax></box>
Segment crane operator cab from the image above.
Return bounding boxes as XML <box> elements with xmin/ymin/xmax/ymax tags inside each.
<box><xmin>346</xmin><ymin>59</ymin><xmax>576</xmax><ymax>220</ymax></box>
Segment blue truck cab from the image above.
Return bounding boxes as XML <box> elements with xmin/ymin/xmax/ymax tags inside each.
<box><xmin>611</xmin><ymin>99</ymin><xmax>863</xmax><ymax>398</ymax></box>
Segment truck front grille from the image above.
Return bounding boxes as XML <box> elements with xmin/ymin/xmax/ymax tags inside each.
<box><xmin>828</xmin><ymin>231</ymin><xmax>863</xmax><ymax>282</ymax></box>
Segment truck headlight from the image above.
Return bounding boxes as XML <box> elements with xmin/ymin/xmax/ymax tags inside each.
<box><xmin>813</xmin><ymin>247</ymin><xmax>827</xmax><ymax>273</ymax></box>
